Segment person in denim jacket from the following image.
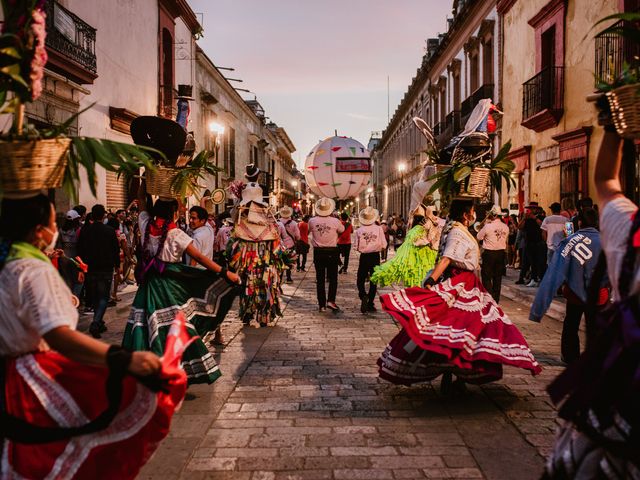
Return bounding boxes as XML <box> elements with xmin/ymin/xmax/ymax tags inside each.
<box><xmin>529</xmin><ymin>207</ymin><xmax>609</xmax><ymax>363</ymax></box>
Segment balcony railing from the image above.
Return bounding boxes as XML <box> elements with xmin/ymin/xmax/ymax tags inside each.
<box><xmin>522</xmin><ymin>66</ymin><xmax>564</xmax><ymax>124</ymax></box>
<box><xmin>433</xmin><ymin>121</ymin><xmax>444</xmax><ymax>136</ymax></box>
<box><xmin>461</xmin><ymin>84</ymin><xmax>494</xmax><ymax>126</ymax></box>
<box><xmin>45</xmin><ymin>1</ymin><xmax>97</xmax><ymax>83</ymax></box>
<box><xmin>595</xmin><ymin>20</ymin><xmax>640</xmax><ymax>88</ymax></box>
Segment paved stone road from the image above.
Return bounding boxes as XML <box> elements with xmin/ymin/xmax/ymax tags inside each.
<box><xmin>93</xmin><ymin>254</ymin><xmax>579</xmax><ymax>480</ymax></box>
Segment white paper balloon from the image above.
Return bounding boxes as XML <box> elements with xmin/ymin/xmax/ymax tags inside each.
<box><xmin>304</xmin><ymin>136</ymin><xmax>371</xmax><ymax>200</ymax></box>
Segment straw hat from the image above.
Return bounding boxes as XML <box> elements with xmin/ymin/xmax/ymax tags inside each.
<box><xmin>314</xmin><ymin>197</ymin><xmax>335</xmax><ymax>217</ymax></box>
<box><xmin>488</xmin><ymin>205</ymin><xmax>503</xmax><ymax>217</ymax></box>
<box><xmin>358</xmin><ymin>207</ymin><xmax>379</xmax><ymax>226</ymax></box>
<box><xmin>279</xmin><ymin>206</ymin><xmax>293</xmax><ymax>219</ymax></box>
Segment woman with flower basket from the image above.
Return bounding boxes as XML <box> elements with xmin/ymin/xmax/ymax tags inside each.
<box><xmin>0</xmin><ymin>2</ymin><xmax>201</xmax><ymax>476</ymax></box>
<box><xmin>122</xmin><ymin>117</ymin><xmax>241</xmax><ymax>385</ymax></box>
<box><xmin>377</xmin><ymin>198</ymin><xmax>541</xmax><ymax>393</ymax></box>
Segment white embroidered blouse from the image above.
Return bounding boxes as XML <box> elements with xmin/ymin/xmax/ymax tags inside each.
<box><xmin>441</xmin><ymin>224</ymin><xmax>481</xmax><ymax>271</ymax></box>
<box><xmin>139</xmin><ymin>211</ymin><xmax>193</xmax><ymax>263</ymax></box>
<box><xmin>0</xmin><ymin>258</ymin><xmax>78</xmax><ymax>356</ymax></box>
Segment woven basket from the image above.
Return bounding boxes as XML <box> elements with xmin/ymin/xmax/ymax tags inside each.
<box><xmin>0</xmin><ymin>138</ymin><xmax>71</xmax><ymax>193</ymax></box>
<box><xmin>146</xmin><ymin>166</ymin><xmax>180</xmax><ymax>198</ymax></box>
<box><xmin>606</xmin><ymin>84</ymin><xmax>640</xmax><ymax>139</ymax></box>
<box><xmin>459</xmin><ymin>167</ymin><xmax>490</xmax><ymax>198</ymax></box>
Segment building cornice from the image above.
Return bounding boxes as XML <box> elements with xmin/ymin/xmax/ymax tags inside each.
<box><xmin>528</xmin><ymin>0</ymin><xmax>566</xmax><ymax>28</ymax></box>
<box><xmin>497</xmin><ymin>0</ymin><xmax>517</xmax><ymax>15</ymax></box>
<box><xmin>158</xmin><ymin>0</ymin><xmax>202</xmax><ymax>34</ymax></box>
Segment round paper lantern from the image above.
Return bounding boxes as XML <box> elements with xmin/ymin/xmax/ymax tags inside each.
<box><xmin>304</xmin><ymin>136</ymin><xmax>371</xmax><ymax>200</ymax></box>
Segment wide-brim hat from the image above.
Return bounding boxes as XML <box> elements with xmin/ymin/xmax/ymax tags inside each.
<box><xmin>279</xmin><ymin>206</ymin><xmax>293</xmax><ymax>219</ymax></box>
<box><xmin>314</xmin><ymin>197</ymin><xmax>335</xmax><ymax>217</ymax></box>
<box><xmin>488</xmin><ymin>205</ymin><xmax>503</xmax><ymax>217</ymax></box>
<box><xmin>131</xmin><ymin>116</ymin><xmax>187</xmax><ymax>164</ymax></box>
<box><xmin>245</xmin><ymin>164</ymin><xmax>260</xmax><ymax>180</ymax></box>
<box><xmin>358</xmin><ymin>207</ymin><xmax>379</xmax><ymax>226</ymax></box>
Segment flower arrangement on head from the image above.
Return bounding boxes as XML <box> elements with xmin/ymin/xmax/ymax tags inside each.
<box><xmin>0</xmin><ymin>0</ymin><xmax>160</xmax><ymax>201</ymax></box>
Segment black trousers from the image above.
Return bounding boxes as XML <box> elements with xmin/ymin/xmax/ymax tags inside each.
<box><xmin>337</xmin><ymin>244</ymin><xmax>351</xmax><ymax>272</ymax></box>
<box><xmin>357</xmin><ymin>252</ymin><xmax>380</xmax><ymax>303</ymax></box>
<box><xmin>562</xmin><ymin>302</ymin><xmax>585</xmax><ymax>363</ymax></box>
<box><xmin>481</xmin><ymin>250</ymin><xmax>505</xmax><ymax>302</ymax></box>
<box><xmin>313</xmin><ymin>247</ymin><xmax>339</xmax><ymax>307</ymax></box>
<box><xmin>296</xmin><ymin>251</ymin><xmax>307</xmax><ymax>270</ymax></box>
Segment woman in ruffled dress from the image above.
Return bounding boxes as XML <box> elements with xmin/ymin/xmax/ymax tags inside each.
<box><xmin>371</xmin><ymin>203</ymin><xmax>441</xmax><ymax>288</ymax></box>
<box><xmin>0</xmin><ymin>194</ymin><xmax>188</xmax><ymax>479</ymax></box>
<box><xmin>122</xmin><ymin>183</ymin><xmax>240</xmax><ymax>385</ymax></box>
<box><xmin>377</xmin><ymin>198</ymin><xmax>541</xmax><ymax>393</ymax></box>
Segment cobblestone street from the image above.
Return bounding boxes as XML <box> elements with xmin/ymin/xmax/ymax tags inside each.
<box><xmin>90</xmin><ymin>251</ymin><xmax>576</xmax><ymax>480</ymax></box>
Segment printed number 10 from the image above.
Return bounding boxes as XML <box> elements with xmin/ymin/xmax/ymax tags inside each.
<box><xmin>571</xmin><ymin>243</ymin><xmax>592</xmax><ymax>265</ymax></box>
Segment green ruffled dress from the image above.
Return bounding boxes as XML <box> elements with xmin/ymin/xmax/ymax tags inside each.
<box><xmin>370</xmin><ymin>225</ymin><xmax>438</xmax><ymax>287</ymax></box>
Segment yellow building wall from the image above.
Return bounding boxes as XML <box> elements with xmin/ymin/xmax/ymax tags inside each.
<box><xmin>501</xmin><ymin>0</ymin><xmax>618</xmax><ymax>211</ymax></box>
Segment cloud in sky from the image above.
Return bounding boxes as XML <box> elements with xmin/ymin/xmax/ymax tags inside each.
<box><xmin>188</xmin><ymin>0</ymin><xmax>452</xmax><ymax>165</ymax></box>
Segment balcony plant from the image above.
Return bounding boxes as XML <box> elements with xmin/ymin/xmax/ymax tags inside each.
<box><xmin>592</xmin><ymin>12</ymin><xmax>640</xmax><ymax>139</ymax></box>
<box><xmin>0</xmin><ymin>0</ymin><xmax>158</xmax><ymax>200</ymax></box>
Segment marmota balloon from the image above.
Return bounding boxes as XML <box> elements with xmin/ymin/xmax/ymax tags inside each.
<box><xmin>304</xmin><ymin>136</ymin><xmax>372</xmax><ymax>200</ymax></box>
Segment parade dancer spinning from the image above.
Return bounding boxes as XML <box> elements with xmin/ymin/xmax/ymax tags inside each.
<box><xmin>122</xmin><ymin>183</ymin><xmax>240</xmax><ymax>385</ymax></box>
<box><xmin>0</xmin><ymin>194</ymin><xmax>188</xmax><ymax>479</ymax></box>
<box><xmin>371</xmin><ymin>204</ymin><xmax>441</xmax><ymax>288</ymax></box>
<box><xmin>122</xmin><ymin>116</ymin><xmax>240</xmax><ymax>385</ymax></box>
<box><xmin>377</xmin><ymin>198</ymin><xmax>541</xmax><ymax>393</ymax></box>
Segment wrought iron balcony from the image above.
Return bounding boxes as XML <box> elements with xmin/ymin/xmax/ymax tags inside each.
<box><xmin>433</xmin><ymin>121</ymin><xmax>443</xmax><ymax>136</ymax></box>
<box><xmin>595</xmin><ymin>20</ymin><xmax>640</xmax><ymax>89</ymax></box>
<box><xmin>521</xmin><ymin>66</ymin><xmax>564</xmax><ymax>132</ymax></box>
<box><xmin>45</xmin><ymin>1</ymin><xmax>97</xmax><ymax>84</ymax></box>
<box><xmin>461</xmin><ymin>84</ymin><xmax>494</xmax><ymax>126</ymax></box>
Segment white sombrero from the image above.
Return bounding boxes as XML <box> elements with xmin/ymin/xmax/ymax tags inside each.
<box><xmin>358</xmin><ymin>207</ymin><xmax>379</xmax><ymax>226</ymax></box>
<box><xmin>314</xmin><ymin>197</ymin><xmax>335</xmax><ymax>217</ymax></box>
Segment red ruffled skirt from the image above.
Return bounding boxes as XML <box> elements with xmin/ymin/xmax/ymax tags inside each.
<box><xmin>378</xmin><ymin>271</ymin><xmax>541</xmax><ymax>385</ymax></box>
<box><xmin>2</xmin><ymin>314</ymin><xmax>190</xmax><ymax>479</ymax></box>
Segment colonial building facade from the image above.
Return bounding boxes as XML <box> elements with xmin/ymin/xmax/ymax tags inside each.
<box><xmin>374</xmin><ymin>0</ymin><xmax>499</xmax><ymax>218</ymax></box>
<box><xmin>28</xmin><ymin>0</ymin><xmax>295</xmax><ymax>213</ymax></box>
<box><xmin>375</xmin><ymin>0</ymin><xmax>637</xmax><ymax>217</ymax></box>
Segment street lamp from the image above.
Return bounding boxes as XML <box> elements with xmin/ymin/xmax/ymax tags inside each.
<box><xmin>398</xmin><ymin>162</ymin><xmax>407</xmax><ymax>218</ymax></box>
<box><xmin>209</xmin><ymin>122</ymin><xmax>225</xmax><ymax>212</ymax></box>
<box><xmin>367</xmin><ymin>187</ymin><xmax>373</xmax><ymax>207</ymax></box>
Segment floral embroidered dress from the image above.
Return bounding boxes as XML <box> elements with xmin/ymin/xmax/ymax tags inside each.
<box><xmin>377</xmin><ymin>221</ymin><xmax>541</xmax><ymax>385</ymax></box>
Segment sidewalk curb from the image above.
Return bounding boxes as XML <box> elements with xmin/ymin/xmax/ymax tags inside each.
<box><xmin>501</xmin><ymin>283</ymin><xmax>565</xmax><ymax>322</ymax></box>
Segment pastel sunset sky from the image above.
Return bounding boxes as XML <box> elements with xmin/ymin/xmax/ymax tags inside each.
<box><xmin>189</xmin><ymin>1</ymin><xmax>452</xmax><ymax>166</ymax></box>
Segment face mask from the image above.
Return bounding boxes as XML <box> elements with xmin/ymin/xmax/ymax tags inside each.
<box><xmin>43</xmin><ymin>227</ymin><xmax>59</xmax><ymax>252</ymax></box>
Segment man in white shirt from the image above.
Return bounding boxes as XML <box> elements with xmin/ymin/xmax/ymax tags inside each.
<box><xmin>309</xmin><ymin>197</ymin><xmax>344</xmax><ymax>312</ymax></box>
<box><xmin>541</xmin><ymin>202</ymin><xmax>567</xmax><ymax>264</ymax></box>
<box><xmin>213</xmin><ymin>217</ymin><xmax>233</xmax><ymax>263</ymax></box>
<box><xmin>477</xmin><ymin>206</ymin><xmax>510</xmax><ymax>302</ymax></box>
<box><xmin>355</xmin><ymin>207</ymin><xmax>387</xmax><ymax>313</ymax></box>
<box><xmin>186</xmin><ymin>206</ymin><xmax>214</xmax><ymax>268</ymax></box>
